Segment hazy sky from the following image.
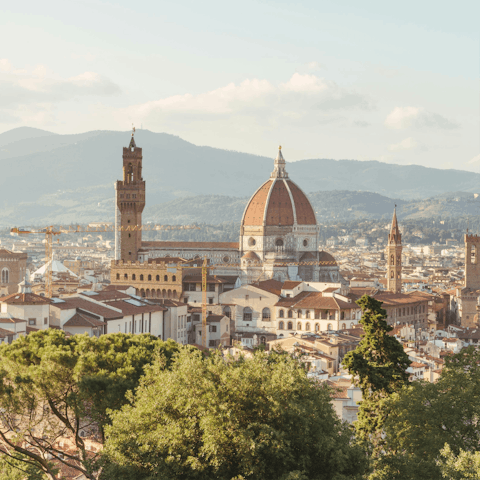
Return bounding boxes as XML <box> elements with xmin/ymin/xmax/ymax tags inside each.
<box><xmin>1</xmin><ymin>0</ymin><xmax>479</xmax><ymax>171</ymax></box>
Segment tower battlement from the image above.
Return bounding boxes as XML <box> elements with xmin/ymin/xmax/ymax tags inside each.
<box><xmin>465</xmin><ymin>234</ymin><xmax>480</xmax><ymax>243</ymax></box>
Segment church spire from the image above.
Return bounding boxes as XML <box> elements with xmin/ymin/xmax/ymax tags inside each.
<box><xmin>129</xmin><ymin>125</ymin><xmax>136</xmax><ymax>149</ymax></box>
<box><xmin>271</xmin><ymin>146</ymin><xmax>288</xmax><ymax>178</ymax></box>
<box><xmin>388</xmin><ymin>205</ymin><xmax>401</xmax><ymax>244</ymax></box>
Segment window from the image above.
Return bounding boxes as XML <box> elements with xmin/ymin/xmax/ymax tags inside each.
<box><xmin>132</xmin><ymin>274</ymin><xmax>136</xmax><ymax>280</ymax></box>
<box><xmin>279</xmin><ymin>321</ymin><xmax>284</xmax><ymax>330</ymax></box>
<box><xmin>391</xmin><ymin>254</ymin><xmax>394</xmax><ymax>265</ymax></box>
<box><xmin>171</xmin><ymin>275</ymin><xmax>176</xmax><ymax>282</ymax></box>
<box><xmin>248</xmin><ymin>237</ymin><xmax>256</xmax><ymax>246</ymax></box>
<box><xmin>403</xmin><ymin>308</ymin><xmax>405</xmax><ymax>316</ymax></box>
<box><xmin>128</xmin><ymin>233</ymin><xmax>131</xmax><ymax>238</ymax></box>
<box><xmin>306</xmin><ymin>310</ymin><xmax>310</xmax><ymax>319</ymax></box>
<box><xmin>340</xmin><ymin>311</ymin><xmax>345</xmax><ymax>320</ymax></box>
<box><xmin>223</xmin><ymin>306</ymin><xmax>231</xmax><ymax>319</ymax></box>
<box><xmin>262</xmin><ymin>308</ymin><xmax>271</xmax><ymax>321</ymax></box>
<box><xmin>288</xmin><ymin>310</ymin><xmax>293</xmax><ymax>318</ymax></box>
<box><xmin>275</xmin><ymin>238</ymin><xmax>284</xmax><ymax>247</ymax></box>
<box><xmin>148</xmin><ymin>274</ymin><xmax>152</xmax><ymax>281</ymax></box>
<box><xmin>287</xmin><ymin>321</ymin><xmax>293</xmax><ymax>330</ymax></box>
<box><xmin>116</xmin><ymin>273</ymin><xmax>120</xmax><ymax>280</ymax></box>
<box><xmin>315</xmin><ymin>310</ymin><xmax>320</xmax><ymax>319</ymax></box>
<box><xmin>124</xmin><ymin>273</ymin><xmax>128</xmax><ymax>280</ymax></box>
<box><xmin>44</xmin><ymin>317</ymin><xmax>47</xmax><ymax>325</ymax></box>
<box><xmin>164</xmin><ymin>275</ymin><xmax>168</xmax><ymax>281</ymax></box>
<box><xmin>342</xmin><ymin>323</ymin><xmax>346</xmax><ymax>330</ymax></box>
<box><xmin>29</xmin><ymin>318</ymin><xmax>36</xmax><ymax>325</ymax></box>
<box><xmin>305</xmin><ymin>322</ymin><xmax>310</xmax><ymax>331</ymax></box>
<box><xmin>472</xmin><ymin>245</ymin><xmax>477</xmax><ymax>264</ymax></box>
<box><xmin>315</xmin><ymin>323</ymin><xmax>319</xmax><ymax>332</ymax></box>
<box><xmin>156</xmin><ymin>275</ymin><xmax>159</xmax><ymax>281</ymax></box>
<box><xmin>140</xmin><ymin>274</ymin><xmax>144</xmax><ymax>281</ymax></box>
<box><xmin>303</xmin><ymin>239</ymin><xmax>308</xmax><ymax>247</ymax></box>
<box><xmin>279</xmin><ymin>309</ymin><xmax>284</xmax><ymax>318</ymax></box>
<box><xmin>208</xmin><ymin>284</ymin><xmax>215</xmax><ymax>292</ymax></box>
<box><xmin>297</xmin><ymin>322</ymin><xmax>302</xmax><ymax>330</ymax></box>
<box><xmin>208</xmin><ymin>298</ymin><xmax>213</xmax><ymax>305</ymax></box>
<box><xmin>390</xmin><ymin>271</ymin><xmax>394</xmax><ymax>278</ymax></box>
<box><xmin>243</xmin><ymin>307</ymin><xmax>252</xmax><ymax>322</ymax></box>
<box><xmin>187</xmin><ymin>283</ymin><xmax>195</xmax><ymax>291</ymax></box>
<box><xmin>209</xmin><ymin>340</ymin><xmax>215</xmax><ymax>347</ymax></box>
<box><xmin>209</xmin><ymin>325</ymin><xmax>217</xmax><ymax>333</ymax></box>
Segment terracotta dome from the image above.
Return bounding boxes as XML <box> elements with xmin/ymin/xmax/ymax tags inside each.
<box><xmin>241</xmin><ymin>147</ymin><xmax>317</xmax><ymax>227</ymax></box>
<box><xmin>242</xmin><ymin>251</ymin><xmax>260</xmax><ymax>261</ymax></box>
<box><xmin>318</xmin><ymin>251</ymin><xmax>337</xmax><ymax>265</ymax></box>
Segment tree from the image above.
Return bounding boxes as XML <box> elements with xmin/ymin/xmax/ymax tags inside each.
<box><xmin>103</xmin><ymin>349</ymin><xmax>367</xmax><ymax>480</ymax></box>
<box><xmin>342</xmin><ymin>295</ymin><xmax>411</xmax><ymax>448</ymax></box>
<box><xmin>437</xmin><ymin>444</ymin><xmax>480</xmax><ymax>480</ymax></box>
<box><xmin>371</xmin><ymin>346</ymin><xmax>480</xmax><ymax>479</ymax></box>
<box><xmin>0</xmin><ymin>330</ymin><xmax>180</xmax><ymax>480</ymax></box>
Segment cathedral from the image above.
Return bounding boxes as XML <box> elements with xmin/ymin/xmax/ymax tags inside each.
<box><xmin>111</xmin><ymin>132</ymin><xmax>342</xmax><ymax>294</ymax></box>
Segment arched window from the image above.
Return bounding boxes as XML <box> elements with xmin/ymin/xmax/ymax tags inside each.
<box><xmin>275</xmin><ymin>238</ymin><xmax>284</xmax><ymax>247</ymax></box>
<box><xmin>297</xmin><ymin>322</ymin><xmax>302</xmax><ymax>330</ymax></box>
<box><xmin>390</xmin><ymin>271</ymin><xmax>394</xmax><ymax>278</ymax></box>
<box><xmin>132</xmin><ymin>274</ymin><xmax>136</xmax><ymax>280</ymax></box>
<box><xmin>287</xmin><ymin>321</ymin><xmax>293</xmax><ymax>330</ymax></box>
<box><xmin>156</xmin><ymin>275</ymin><xmax>159</xmax><ymax>281</ymax></box>
<box><xmin>127</xmin><ymin>163</ymin><xmax>133</xmax><ymax>183</ymax></box>
<box><xmin>341</xmin><ymin>311</ymin><xmax>345</xmax><ymax>320</ymax></box>
<box><xmin>162</xmin><ymin>289</ymin><xmax>166</xmax><ymax>298</ymax></box>
<box><xmin>305</xmin><ymin>322</ymin><xmax>311</xmax><ymax>331</ymax></box>
<box><xmin>288</xmin><ymin>310</ymin><xmax>293</xmax><ymax>318</ymax></box>
<box><xmin>167</xmin><ymin>289</ymin><xmax>172</xmax><ymax>298</ymax></box>
<box><xmin>243</xmin><ymin>307</ymin><xmax>252</xmax><ymax>322</ymax></box>
<box><xmin>116</xmin><ymin>273</ymin><xmax>120</xmax><ymax>280</ymax></box>
<box><xmin>148</xmin><ymin>274</ymin><xmax>152</xmax><ymax>281</ymax></box>
<box><xmin>260</xmin><ymin>336</ymin><xmax>266</xmax><ymax>345</ymax></box>
<box><xmin>223</xmin><ymin>306</ymin><xmax>231</xmax><ymax>319</ymax></box>
<box><xmin>146</xmin><ymin>289</ymin><xmax>150</xmax><ymax>297</ymax></box>
<box><xmin>164</xmin><ymin>275</ymin><xmax>168</xmax><ymax>281</ymax></box>
<box><xmin>279</xmin><ymin>321</ymin><xmax>284</xmax><ymax>330</ymax></box>
<box><xmin>279</xmin><ymin>309</ymin><xmax>284</xmax><ymax>318</ymax></box>
<box><xmin>172</xmin><ymin>290</ymin><xmax>177</xmax><ymax>299</ymax></box>
<box><xmin>315</xmin><ymin>323</ymin><xmax>319</xmax><ymax>332</ymax></box>
<box><xmin>391</xmin><ymin>254</ymin><xmax>394</xmax><ymax>265</ymax></box>
<box><xmin>139</xmin><ymin>274</ymin><xmax>144</xmax><ymax>281</ymax></box>
<box><xmin>306</xmin><ymin>310</ymin><xmax>310</xmax><ymax>319</ymax></box>
<box><xmin>172</xmin><ymin>275</ymin><xmax>176</xmax><ymax>281</ymax></box>
<box><xmin>327</xmin><ymin>323</ymin><xmax>332</xmax><ymax>331</ymax></box>
<box><xmin>140</xmin><ymin>289</ymin><xmax>145</xmax><ymax>297</ymax></box>
<box><xmin>262</xmin><ymin>308</ymin><xmax>271</xmax><ymax>321</ymax></box>
<box><xmin>1</xmin><ymin>268</ymin><xmax>8</xmax><ymax>284</ymax></box>
<box><xmin>342</xmin><ymin>323</ymin><xmax>346</xmax><ymax>330</ymax></box>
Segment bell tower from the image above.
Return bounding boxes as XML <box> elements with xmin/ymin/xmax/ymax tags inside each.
<box><xmin>386</xmin><ymin>206</ymin><xmax>402</xmax><ymax>294</ymax></box>
<box><xmin>115</xmin><ymin>128</ymin><xmax>145</xmax><ymax>262</ymax></box>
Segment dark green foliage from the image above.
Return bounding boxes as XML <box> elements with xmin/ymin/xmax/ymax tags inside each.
<box><xmin>342</xmin><ymin>295</ymin><xmax>410</xmax><ymax>449</ymax></box>
<box><xmin>371</xmin><ymin>346</ymin><xmax>480</xmax><ymax>479</ymax></box>
<box><xmin>103</xmin><ymin>349</ymin><xmax>367</xmax><ymax>480</ymax></box>
<box><xmin>0</xmin><ymin>330</ymin><xmax>180</xmax><ymax>480</ymax></box>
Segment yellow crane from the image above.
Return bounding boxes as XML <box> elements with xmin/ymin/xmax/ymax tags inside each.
<box><xmin>11</xmin><ymin>224</ymin><xmax>199</xmax><ymax>298</ymax></box>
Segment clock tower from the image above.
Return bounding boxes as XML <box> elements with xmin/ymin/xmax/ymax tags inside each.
<box><xmin>386</xmin><ymin>206</ymin><xmax>402</xmax><ymax>294</ymax></box>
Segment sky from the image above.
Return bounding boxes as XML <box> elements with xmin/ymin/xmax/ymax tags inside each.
<box><xmin>1</xmin><ymin>0</ymin><xmax>479</xmax><ymax>171</ymax></box>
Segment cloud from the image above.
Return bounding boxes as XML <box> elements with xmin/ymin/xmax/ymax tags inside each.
<box><xmin>385</xmin><ymin>106</ymin><xmax>458</xmax><ymax>130</ymax></box>
<box><xmin>466</xmin><ymin>153</ymin><xmax>480</xmax><ymax>165</ymax></box>
<box><xmin>127</xmin><ymin>73</ymin><xmax>372</xmax><ymax>128</ymax></box>
<box><xmin>0</xmin><ymin>59</ymin><xmax>121</xmax><ymax>126</ymax></box>
<box><xmin>388</xmin><ymin>137</ymin><xmax>426</xmax><ymax>152</ymax></box>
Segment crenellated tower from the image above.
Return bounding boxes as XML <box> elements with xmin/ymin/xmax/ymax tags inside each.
<box><xmin>386</xmin><ymin>206</ymin><xmax>402</xmax><ymax>294</ymax></box>
<box><xmin>464</xmin><ymin>233</ymin><xmax>480</xmax><ymax>289</ymax></box>
<box><xmin>115</xmin><ymin>129</ymin><xmax>145</xmax><ymax>262</ymax></box>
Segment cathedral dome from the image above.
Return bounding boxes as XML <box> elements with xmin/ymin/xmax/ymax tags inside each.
<box><xmin>241</xmin><ymin>147</ymin><xmax>317</xmax><ymax>227</ymax></box>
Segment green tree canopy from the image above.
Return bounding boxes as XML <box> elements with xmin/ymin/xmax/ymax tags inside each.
<box><xmin>103</xmin><ymin>348</ymin><xmax>367</xmax><ymax>480</ymax></box>
<box><xmin>371</xmin><ymin>346</ymin><xmax>480</xmax><ymax>480</ymax></box>
<box><xmin>0</xmin><ymin>330</ymin><xmax>180</xmax><ymax>480</ymax></box>
<box><xmin>342</xmin><ymin>295</ymin><xmax>411</xmax><ymax>448</ymax></box>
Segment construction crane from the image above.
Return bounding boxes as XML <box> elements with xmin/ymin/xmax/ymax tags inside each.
<box><xmin>10</xmin><ymin>224</ymin><xmax>200</xmax><ymax>298</ymax></box>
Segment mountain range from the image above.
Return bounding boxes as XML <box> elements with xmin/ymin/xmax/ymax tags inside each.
<box><xmin>1</xmin><ymin>127</ymin><xmax>479</xmax><ymax>226</ymax></box>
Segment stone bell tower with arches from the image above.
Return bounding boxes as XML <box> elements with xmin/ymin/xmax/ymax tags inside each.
<box><xmin>115</xmin><ymin>128</ymin><xmax>145</xmax><ymax>262</ymax></box>
<box><xmin>386</xmin><ymin>206</ymin><xmax>402</xmax><ymax>294</ymax></box>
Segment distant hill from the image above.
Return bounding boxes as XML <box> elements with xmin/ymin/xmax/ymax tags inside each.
<box><xmin>1</xmin><ymin>128</ymin><xmax>480</xmax><ymax>226</ymax></box>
